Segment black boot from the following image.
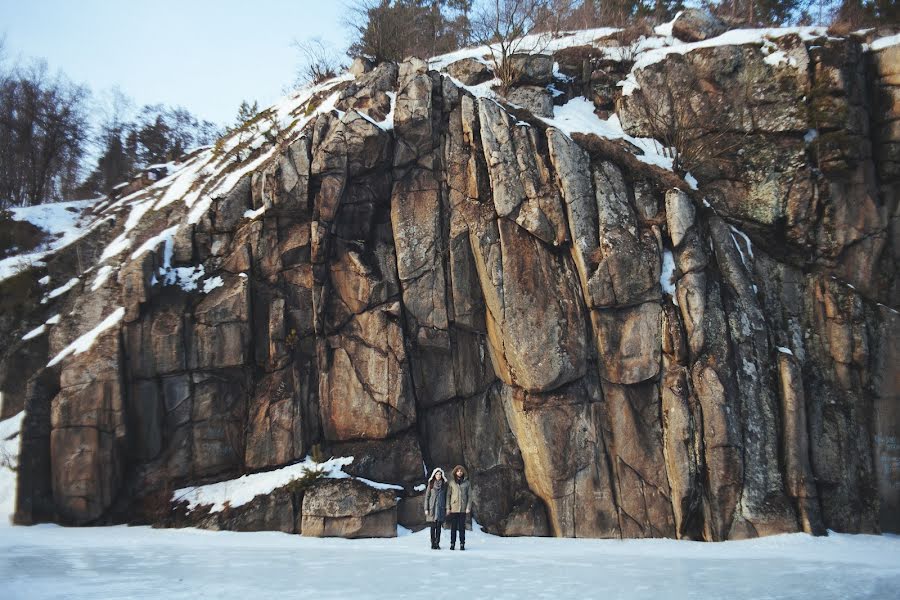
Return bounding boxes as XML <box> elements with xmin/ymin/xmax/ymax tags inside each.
<box><xmin>460</xmin><ymin>543</ymin><xmax>465</xmax><ymax>551</ymax></box>
<box><xmin>450</xmin><ymin>543</ymin><xmax>455</xmax><ymax>550</ymax></box>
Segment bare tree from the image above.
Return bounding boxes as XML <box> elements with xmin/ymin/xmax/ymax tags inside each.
<box><xmin>0</xmin><ymin>60</ymin><xmax>91</xmax><ymax>208</ymax></box>
<box><xmin>470</xmin><ymin>0</ymin><xmax>551</xmax><ymax>93</ymax></box>
<box><xmin>623</xmin><ymin>57</ymin><xmax>750</xmax><ymax>174</ymax></box>
<box><xmin>293</xmin><ymin>38</ymin><xmax>346</xmax><ymax>85</ymax></box>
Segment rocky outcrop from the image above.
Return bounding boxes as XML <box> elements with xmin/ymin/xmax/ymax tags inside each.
<box><xmin>446</xmin><ymin>57</ymin><xmax>493</xmax><ymax>86</ymax></box>
<box><xmin>670</xmin><ymin>9</ymin><xmax>727</xmax><ymax>42</ymax></box>
<box><xmin>5</xmin><ymin>25</ymin><xmax>899</xmax><ymax>542</ymax></box>
<box><xmin>301</xmin><ymin>479</ymin><xmax>398</xmax><ymax>538</ymax></box>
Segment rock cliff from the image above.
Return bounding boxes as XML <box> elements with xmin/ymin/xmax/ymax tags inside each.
<box><xmin>2</xmin><ymin>22</ymin><xmax>898</xmax><ymax>540</ymax></box>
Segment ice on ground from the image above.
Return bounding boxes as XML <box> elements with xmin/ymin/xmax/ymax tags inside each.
<box><xmin>0</xmin><ymin>523</ymin><xmax>897</xmax><ymax>600</ymax></box>
<box><xmin>46</xmin><ymin>307</ymin><xmax>125</xmax><ymax>367</ymax></box>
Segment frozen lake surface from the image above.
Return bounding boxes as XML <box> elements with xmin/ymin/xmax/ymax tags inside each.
<box><xmin>1</xmin><ymin>524</ymin><xmax>898</xmax><ymax>599</ymax></box>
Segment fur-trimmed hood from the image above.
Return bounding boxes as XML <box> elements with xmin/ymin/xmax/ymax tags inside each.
<box><xmin>450</xmin><ymin>464</ymin><xmax>468</xmax><ymax>480</ymax></box>
<box><xmin>427</xmin><ymin>467</ymin><xmax>446</xmax><ymax>486</ymax></box>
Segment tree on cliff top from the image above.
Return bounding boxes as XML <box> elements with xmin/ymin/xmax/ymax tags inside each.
<box><xmin>0</xmin><ymin>59</ymin><xmax>90</xmax><ymax>208</ymax></box>
<box><xmin>80</xmin><ymin>99</ymin><xmax>221</xmax><ymax>197</ymax></box>
<box><xmin>293</xmin><ymin>38</ymin><xmax>346</xmax><ymax>86</ymax></box>
<box><xmin>532</xmin><ymin>0</ymin><xmax>684</xmax><ymax>32</ymax></box>
<box><xmin>830</xmin><ymin>0</ymin><xmax>900</xmax><ymax>29</ymax></box>
<box><xmin>470</xmin><ymin>0</ymin><xmax>551</xmax><ymax>92</ymax></box>
<box><xmin>347</xmin><ymin>0</ymin><xmax>473</xmax><ymax>62</ymax></box>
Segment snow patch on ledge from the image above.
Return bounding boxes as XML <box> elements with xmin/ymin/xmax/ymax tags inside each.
<box><xmin>130</xmin><ymin>225</ymin><xmax>180</xmax><ymax>261</ymax></box>
<box><xmin>173</xmin><ymin>456</ymin><xmax>409</xmax><ymax>513</ymax></box>
<box><xmin>354</xmin><ymin>477</ymin><xmax>403</xmax><ymax>491</ymax></box>
<box><xmin>173</xmin><ymin>456</ymin><xmax>354</xmax><ymax>513</ymax></box>
<box><xmin>243</xmin><ymin>206</ymin><xmax>266</xmax><ymax>220</ymax></box>
<box><xmin>777</xmin><ymin>346</ymin><xmax>794</xmax><ymax>356</ymax></box>
<box><xmin>43</xmin><ymin>277</ymin><xmax>79</xmax><ymax>303</ymax></box>
<box><xmin>21</xmin><ymin>324</ymin><xmax>46</xmax><ymax>341</ymax></box>
<box><xmin>543</xmin><ymin>98</ymin><xmax>676</xmax><ymax>171</ymax></box>
<box><xmin>870</xmin><ymin>33</ymin><xmax>900</xmax><ymax>52</ymax></box>
<box><xmin>47</xmin><ymin>307</ymin><xmax>125</xmax><ymax>367</ymax></box>
<box><xmin>91</xmin><ymin>265</ymin><xmax>115</xmax><ymax>291</ymax></box>
<box><xmin>620</xmin><ymin>26</ymin><xmax>830</xmax><ymax>96</ymax></box>
<box><xmin>202</xmin><ymin>276</ymin><xmax>224</xmax><ymax>294</ymax></box>
<box><xmin>653</xmin><ymin>11</ymin><xmax>682</xmax><ymax>37</ymax></box>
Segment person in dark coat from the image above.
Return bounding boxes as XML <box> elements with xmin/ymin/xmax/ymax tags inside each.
<box><xmin>445</xmin><ymin>464</ymin><xmax>472</xmax><ymax>550</ymax></box>
<box><xmin>424</xmin><ymin>467</ymin><xmax>448</xmax><ymax>549</ymax></box>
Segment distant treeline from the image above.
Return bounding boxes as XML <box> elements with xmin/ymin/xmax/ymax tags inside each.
<box><xmin>0</xmin><ymin>42</ymin><xmax>221</xmax><ymax>209</ymax></box>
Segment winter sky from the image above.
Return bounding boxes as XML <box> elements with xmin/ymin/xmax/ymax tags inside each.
<box><xmin>0</xmin><ymin>0</ymin><xmax>350</xmax><ymax>125</ymax></box>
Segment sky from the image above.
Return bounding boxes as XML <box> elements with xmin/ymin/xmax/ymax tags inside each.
<box><xmin>0</xmin><ymin>0</ymin><xmax>351</xmax><ymax>126</ymax></box>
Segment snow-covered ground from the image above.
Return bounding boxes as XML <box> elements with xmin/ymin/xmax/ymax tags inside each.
<box><xmin>0</xmin><ymin>524</ymin><xmax>898</xmax><ymax>599</ymax></box>
<box><xmin>2</xmin><ymin>407</ymin><xmax>898</xmax><ymax>600</ymax></box>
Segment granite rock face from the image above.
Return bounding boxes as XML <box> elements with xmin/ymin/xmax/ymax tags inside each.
<box><xmin>6</xmin><ymin>27</ymin><xmax>899</xmax><ymax>540</ymax></box>
<box><xmin>670</xmin><ymin>8</ymin><xmax>727</xmax><ymax>42</ymax></box>
<box><xmin>301</xmin><ymin>479</ymin><xmax>398</xmax><ymax>538</ymax></box>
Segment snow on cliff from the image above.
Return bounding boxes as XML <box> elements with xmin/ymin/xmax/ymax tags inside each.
<box><xmin>0</xmin><ymin>199</ymin><xmax>94</xmax><ymax>282</ymax></box>
<box><xmin>0</xmin><ymin>411</ymin><xmax>23</xmax><ymax>524</ymax></box>
<box><xmin>4</xmin><ymin>20</ymin><xmax>897</xmax><ymax>294</ymax></box>
<box><xmin>173</xmin><ymin>456</ymin><xmax>403</xmax><ymax>514</ymax></box>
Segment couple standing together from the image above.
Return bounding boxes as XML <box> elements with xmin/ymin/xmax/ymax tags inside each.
<box><xmin>423</xmin><ymin>465</ymin><xmax>472</xmax><ymax>551</ymax></box>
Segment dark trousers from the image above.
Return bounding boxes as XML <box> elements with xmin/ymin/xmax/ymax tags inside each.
<box><xmin>430</xmin><ymin>521</ymin><xmax>443</xmax><ymax>547</ymax></box>
<box><xmin>449</xmin><ymin>512</ymin><xmax>466</xmax><ymax>546</ymax></box>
